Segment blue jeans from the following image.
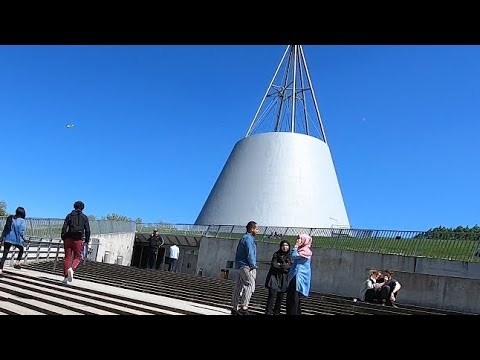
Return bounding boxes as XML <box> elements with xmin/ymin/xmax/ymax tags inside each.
<box><xmin>168</xmin><ymin>258</ymin><xmax>177</xmax><ymax>272</ymax></box>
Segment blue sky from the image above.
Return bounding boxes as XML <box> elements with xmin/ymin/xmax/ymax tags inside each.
<box><xmin>0</xmin><ymin>45</ymin><xmax>478</xmax><ymax>231</ymax></box>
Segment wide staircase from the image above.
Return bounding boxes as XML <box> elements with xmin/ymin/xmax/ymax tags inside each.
<box><xmin>0</xmin><ymin>271</ymin><xmax>222</xmax><ymax>315</ymax></box>
<box><xmin>0</xmin><ymin>260</ymin><xmax>458</xmax><ymax>315</ymax></box>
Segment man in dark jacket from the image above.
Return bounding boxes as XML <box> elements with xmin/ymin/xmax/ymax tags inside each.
<box><xmin>61</xmin><ymin>201</ymin><xmax>90</xmax><ymax>284</ymax></box>
<box><xmin>147</xmin><ymin>229</ymin><xmax>164</xmax><ymax>269</ymax></box>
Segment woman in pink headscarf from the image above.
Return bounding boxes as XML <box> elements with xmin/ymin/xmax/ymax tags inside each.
<box><xmin>286</xmin><ymin>233</ymin><xmax>313</xmax><ymax>315</ymax></box>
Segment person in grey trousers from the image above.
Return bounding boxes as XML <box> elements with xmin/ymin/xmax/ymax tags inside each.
<box><xmin>231</xmin><ymin>221</ymin><xmax>259</xmax><ymax>315</ymax></box>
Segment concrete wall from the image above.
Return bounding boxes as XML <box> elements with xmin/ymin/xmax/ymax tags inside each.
<box><xmin>196</xmin><ymin>236</ymin><xmax>480</xmax><ymax>314</ymax></box>
<box><xmin>91</xmin><ymin>232</ymin><xmax>135</xmax><ymax>266</ymax></box>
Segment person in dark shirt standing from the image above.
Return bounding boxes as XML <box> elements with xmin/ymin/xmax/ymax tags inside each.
<box><xmin>147</xmin><ymin>229</ymin><xmax>164</xmax><ymax>269</ymax></box>
<box><xmin>264</xmin><ymin>239</ymin><xmax>292</xmax><ymax>315</ymax></box>
<box><xmin>60</xmin><ymin>201</ymin><xmax>90</xmax><ymax>284</ymax></box>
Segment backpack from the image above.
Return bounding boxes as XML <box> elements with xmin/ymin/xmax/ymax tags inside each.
<box><xmin>67</xmin><ymin>212</ymin><xmax>85</xmax><ymax>238</ymax></box>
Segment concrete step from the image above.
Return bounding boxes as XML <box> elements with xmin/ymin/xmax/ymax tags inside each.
<box><xmin>0</xmin><ymin>267</ymin><xmax>229</xmax><ymax>315</ymax></box>
<box><xmin>20</xmin><ymin>260</ymin><xmax>457</xmax><ymax>315</ymax></box>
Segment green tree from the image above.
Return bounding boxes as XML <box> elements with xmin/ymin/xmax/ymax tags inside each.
<box><xmin>151</xmin><ymin>219</ymin><xmax>171</xmax><ymax>225</ymax></box>
<box><xmin>103</xmin><ymin>213</ymin><xmax>133</xmax><ymax>222</ymax></box>
<box><xmin>0</xmin><ymin>201</ymin><xmax>7</xmax><ymax>216</ymax></box>
<box><xmin>423</xmin><ymin>225</ymin><xmax>480</xmax><ymax>240</ymax></box>
<box><xmin>88</xmin><ymin>215</ymin><xmax>97</xmax><ymax>221</ymax></box>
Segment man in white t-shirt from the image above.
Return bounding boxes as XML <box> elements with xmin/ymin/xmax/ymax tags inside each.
<box><xmin>168</xmin><ymin>244</ymin><xmax>180</xmax><ymax>272</ymax></box>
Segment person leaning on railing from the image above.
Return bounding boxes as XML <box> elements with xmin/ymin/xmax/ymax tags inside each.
<box><xmin>147</xmin><ymin>229</ymin><xmax>164</xmax><ymax>269</ymax></box>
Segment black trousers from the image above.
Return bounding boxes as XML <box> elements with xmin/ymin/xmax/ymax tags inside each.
<box><xmin>147</xmin><ymin>248</ymin><xmax>158</xmax><ymax>269</ymax></box>
<box><xmin>364</xmin><ymin>288</ymin><xmax>382</xmax><ymax>303</ymax></box>
<box><xmin>168</xmin><ymin>258</ymin><xmax>178</xmax><ymax>272</ymax></box>
<box><xmin>265</xmin><ymin>287</ymin><xmax>285</xmax><ymax>315</ymax></box>
<box><xmin>0</xmin><ymin>242</ymin><xmax>24</xmax><ymax>269</ymax></box>
<box><xmin>286</xmin><ymin>277</ymin><xmax>302</xmax><ymax>315</ymax></box>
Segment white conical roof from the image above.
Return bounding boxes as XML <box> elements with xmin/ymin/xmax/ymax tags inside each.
<box><xmin>195</xmin><ymin>45</ymin><xmax>350</xmax><ymax>229</ymax></box>
<box><xmin>195</xmin><ymin>132</ymin><xmax>349</xmax><ymax>228</ymax></box>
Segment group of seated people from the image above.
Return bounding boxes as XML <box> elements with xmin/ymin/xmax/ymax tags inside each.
<box><xmin>267</xmin><ymin>231</ymin><xmax>283</xmax><ymax>239</ymax></box>
<box><xmin>358</xmin><ymin>269</ymin><xmax>401</xmax><ymax>308</ymax></box>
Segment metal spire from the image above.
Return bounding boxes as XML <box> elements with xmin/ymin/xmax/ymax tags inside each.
<box><xmin>245</xmin><ymin>45</ymin><xmax>328</xmax><ymax>144</ymax></box>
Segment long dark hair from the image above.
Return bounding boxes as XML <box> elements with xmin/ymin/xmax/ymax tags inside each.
<box><xmin>14</xmin><ymin>207</ymin><xmax>26</xmax><ymax>219</ymax></box>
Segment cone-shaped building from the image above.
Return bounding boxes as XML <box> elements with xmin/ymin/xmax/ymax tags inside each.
<box><xmin>195</xmin><ymin>45</ymin><xmax>350</xmax><ymax>229</ymax></box>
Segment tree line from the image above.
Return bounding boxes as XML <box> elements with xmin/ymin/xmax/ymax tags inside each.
<box><xmin>1</xmin><ymin>200</ymin><xmax>478</xmax><ymax>235</ymax></box>
<box><xmin>0</xmin><ymin>200</ymin><xmax>148</xmax><ymax>223</ymax></box>
<box><xmin>420</xmin><ymin>225</ymin><xmax>480</xmax><ymax>240</ymax></box>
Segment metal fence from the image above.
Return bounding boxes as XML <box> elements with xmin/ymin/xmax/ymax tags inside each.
<box><xmin>0</xmin><ymin>217</ymin><xmax>136</xmax><ymax>239</ymax></box>
<box><xmin>2</xmin><ymin>218</ymin><xmax>480</xmax><ymax>263</ymax></box>
<box><xmin>0</xmin><ymin>216</ymin><xmax>134</xmax><ymax>267</ymax></box>
<box><xmin>137</xmin><ymin>223</ymin><xmax>480</xmax><ymax>263</ymax></box>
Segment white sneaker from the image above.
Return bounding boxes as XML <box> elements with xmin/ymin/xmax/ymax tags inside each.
<box><xmin>67</xmin><ymin>268</ymin><xmax>74</xmax><ymax>282</ymax></box>
<box><xmin>62</xmin><ymin>277</ymin><xmax>68</xmax><ymax>285</ymax></box>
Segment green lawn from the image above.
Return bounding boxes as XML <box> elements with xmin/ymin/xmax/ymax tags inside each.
<box><xmin>138</xmin><ymin>226</ymin><xmax>480</xmax><ymax>263</ymax></box>
<box><xmin>23</xmin><ymin>221</ymin><xmax>478</xmax><ymax>263</ymax></box>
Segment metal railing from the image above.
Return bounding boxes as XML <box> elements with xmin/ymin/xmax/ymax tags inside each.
<box><xmin>0</xmin><ymin>217</ymin><xmax>134</xmax><ymax>266</ymax></box>
<box><xmin>137</xmin><ymin>223</ymin><xmax>480</xmax><ymax>263</ymax></box>
<box><xmin>2</xmin><ymin>217</ymin><xmax>479</xmax><ymax>263</ymax></box>
<box><xmin>136</xmin><ymin>223</ymin><xmax>208</xmax><ymax>236</ymax></box>
<box><xmin>1</xmin><ymin>236</ymin><xmax>102</xmax><ymax>270</ymax></box>
<box><xmin>0</xmin><ymin>217</ymin><xmax>136</xmax><ymax>239</ymax></box>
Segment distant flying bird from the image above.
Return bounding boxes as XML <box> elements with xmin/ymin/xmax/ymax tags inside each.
<box><xmin>66</xmin><ymin>124</ymin><xmax>75</xmax><ymax>128</ymax></box>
